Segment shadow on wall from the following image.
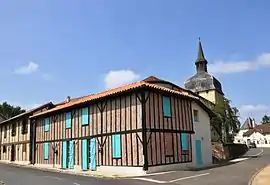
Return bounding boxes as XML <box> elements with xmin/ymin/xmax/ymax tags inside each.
<box><xmin>212</xmin><ymin>142</ymin><xmax>248</xmax><ymax>163</ymax></box>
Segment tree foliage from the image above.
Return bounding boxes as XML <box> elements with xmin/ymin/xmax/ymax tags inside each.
<box><xmin>0</xmin><ymin>102</ymin><xmax>26</xmax><ymax>120</ymax></box>
<box><xmin>211</xmin><ymin>98</ymin><xmax>241</xmax><ymax>143</ymax></box>
<box><xmin>261</xmin><ymin>114</ymin><xmax>270</xmax><ymax>124</ymax></box>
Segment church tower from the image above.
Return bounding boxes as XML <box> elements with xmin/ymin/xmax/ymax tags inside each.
<box><xmin>184</xmin><ymin>38</ymin><xmax>224</xmax><ymax>105</ymax></box>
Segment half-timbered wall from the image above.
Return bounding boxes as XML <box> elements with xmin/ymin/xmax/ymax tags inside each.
<box><xmin>0</xmin><ymin>118</ymin><xmax>30</xmax><ymax>162</ymax></box>
<box><xmin>35</xmin><ymin>92</ymin><xmax>144</xmax><ymax>167</ymax></box>
<box><xmin>1</xmin><ymin>119</ymin><xmax>30</xmax><ymax>145</ymax></box>
<box><xmin>145</xmin><ymin>90</ymin><xmax>193</xmax><ymax>167</ymax></box>
<box><xmin>0</xmin><ymin>105</ymin><xmax>51</xmax><ymax>162</ymax></box>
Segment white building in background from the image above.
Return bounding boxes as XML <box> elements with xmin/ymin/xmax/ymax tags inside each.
<box><xmin>234</xmin><ymin>117</ymin><xmax>270</xmax><ymax>148</ymax></box>
<box><xmin>242</xmin><ymin>123</ymin><xmax>270</xmax><ymax>147</ymax></box>
<box><xmin>234</xmin><ymin>117</ymin><xmax>256</xmax><ymax>144</ymax></box>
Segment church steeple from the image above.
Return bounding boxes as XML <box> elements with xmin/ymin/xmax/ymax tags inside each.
<box><xmin>195</xmin><ymin>37</ymin><xmax>208</xmax><ymax>73</ymax></box>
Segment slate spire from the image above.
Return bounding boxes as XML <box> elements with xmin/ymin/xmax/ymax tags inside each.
<box><xmin>195</xmin><ymin>37</ymin><xmax>208</xmax><ymax>73</ymax></box>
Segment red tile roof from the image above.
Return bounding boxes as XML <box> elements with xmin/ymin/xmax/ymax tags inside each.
<box><xmin>243</xmin><ymin>123</ymin><xmax>270</xmax><ymax>137</ymax></box>
<box><xmin>30</xmin><ymin>79</ymin><xmax>199</xmax><ymax>118</ymax></box>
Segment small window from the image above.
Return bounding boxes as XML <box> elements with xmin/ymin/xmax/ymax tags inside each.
<box><xmin>165</xmin><ymin>133</ymin><xmax>173</xmax><ymax>156</ymax></box>
<box><xmin>44</xmin><ymin>118</ymin><xmax>50</xmax><ymax>132</ymax></box>
<box><xmin>82</xmin><ymin>107</ymin><xmax>89</xmax><ymax>126</ymax></box>
<box><xmin>180</xmin><ymin>133</ymin><xmax>189</xmax><ymax>152</ymax></box>
<box><xmin>193</xmin><ymin>110</ymin><xmax>199</xmax><ymax>122</ymax></box>
<box><xmin>23</xmin><ymin>143</ymin><xmax>27</xmax><ymax>152</ymax></box>
<box><xmin>3</xmin><ymin>146</ymin><xmax>6</xmax><ymax>153</ymax></box>
<box><xmin>21</xmin><ymin>120</ymin><xmax>28</xmax><ymax>134</ymax></box>
<box><xmin>112</xmin><ymin>134</ymin><xmax>121</xmax><ymax>159</ymax></box>
<box><xmin>162</xmin><ymin>96</ymin><xmax>172</xmax><ymax>117</ymax></box>
<box><xmin>44</xmin><ymin>143</ymin><xmax>49</xmax><ymax>160</ymax></box>
<box><xmin>65</xmin><ymin>112</ymin><xmax>72</xmax><ymax>129</ymax></box>
<box><xmin>11</xmin><ymin>123</ymin><xmax>16</xmax><ymax>136</ymax></box>
<box><xmin>4</xmin><ymin>125</ymin><xmax>7</xmax><ymax>138</ymax></box>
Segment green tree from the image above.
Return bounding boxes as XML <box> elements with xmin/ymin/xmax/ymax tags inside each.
<box><xmin>0</xmin><ymin>102</ymin><xmax>26</xmax><ymax>120</ymax></box>
<box><xmin>211</xmin><ymin>98</ymin><xmax>241</xmax><ymax>143</ymax></box>
<box><xmin>261</xmin><ymin>114</ymin><xmax>270</xmax><ymax>124</ymax></box>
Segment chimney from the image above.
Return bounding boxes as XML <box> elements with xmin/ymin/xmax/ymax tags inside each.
<box><xmin>66</xmin><ymin>96</ymin><xmax>71</xmax><ymax>103</ymax></box>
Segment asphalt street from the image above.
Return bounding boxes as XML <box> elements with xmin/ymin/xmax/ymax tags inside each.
<box><xmin>0</xmin><ymin>148</ymin><xmax>268</xmax><ymax>185</ymax></box>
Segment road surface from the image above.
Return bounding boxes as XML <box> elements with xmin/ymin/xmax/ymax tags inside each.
<box><xmin>0</xmin><ymin>148</ymin><xmax>267</xmax><ymax>185</ymax></box>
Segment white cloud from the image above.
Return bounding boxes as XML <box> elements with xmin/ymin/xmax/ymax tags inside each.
<box><xmin>239</xmin><ymin>104</ymin><xmax>270</xmax><ymax>123</ymax></box>
<box><xmin>14</xmin><ymin>61</ymin><xmax>39</xmax><ymax>75</ymax></box>
<box><xmin>208</xmin><ymin>53</ymin><xmax>270</xmax><ymax>74</ymax></box>
<box><xmin>104</xmin><ymin>69</ymin><xmax>140</xmax><ymax>89</ymax></box>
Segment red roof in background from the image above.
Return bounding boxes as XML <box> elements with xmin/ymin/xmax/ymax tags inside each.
<box><xmin>243</xmin><ymin>123</ymin><xmax>270</xmax><ymax>137</ymax></box>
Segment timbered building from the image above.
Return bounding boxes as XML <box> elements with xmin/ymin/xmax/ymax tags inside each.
<box><xmin>30</xmin><ymin>77</ymin><xmax>213</xmax><ymax>175</ymax></box>
<box><xmin>0</xmin><ymin>103</ymin><xmax>54</xmax><ymax>164</ymax></box>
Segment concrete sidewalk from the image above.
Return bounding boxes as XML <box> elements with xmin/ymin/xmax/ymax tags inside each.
<box><xmin>250</xmin><ymin>165</ymin><xmax>270</xmax><ymax>185</ymax></box>
<box><xmin>0</xmin><ymin>161</ymin><xmax>118</xmax><ymax>179</ymax></box>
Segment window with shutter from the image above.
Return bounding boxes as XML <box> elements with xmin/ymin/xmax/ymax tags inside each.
<box><xmin>44</xmin><ymin>118</ymin><xmax>50</xmax><ymax>132</ymax></box>
<box><xmin>162</xmin><ymin>96</ymin><xmax>172</xmax><ymax>117</ymax></box>
<box><xmin>66</xmin><ymin>112</ymin><xmax>72</xmax><ymax>129</ymax></box>
<box><xmin>112</xmin><ymin>134</ymin><xmax>121</xmax><ymax>159</ymax></box>
<box><xmin>82</xmin><ymin>107</ymin><xmax>89</xmax><ymax>126</ymax></box>
<box><xmin>44</xmin><ymin>143</ymin><xmax>49</xmax><ymax>160</ymax></box>
<box><xmin>193</xmin><ymin>110</ymin><xmax>199</xmax><ymax>122</ymax></box>
<box><xmin>180</xmin><ymin>133</ymin><xmax>189</xmax><ymax>152</ymax></box>
<box><xmin>11</xmin><ymin>123</ymin><xmax>16</xmax><ymax>136</ymax></box>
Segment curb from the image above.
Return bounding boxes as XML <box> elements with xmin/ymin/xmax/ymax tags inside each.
<box><xmin>2</xmin><ymin>162</ymin><xmax>121</xmax><ymax>179</ymax></box>
<box><xmin>246</xmin><ymin>149</ymin><xmax>264</xmax><ymax>158</ymax></box>
<box><xmin>248</xmin><ymin>165</ymin><xmax>268</xmax><ymax>185</ymax></box>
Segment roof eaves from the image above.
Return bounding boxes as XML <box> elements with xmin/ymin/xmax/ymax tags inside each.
<box><xmin>30</xmin><ymin>81</ymin><xmax>197</xmax><ymax>119</ymax></box>
<box><xmin>0</xmin><ymin>102</ymin><xmax>54</xmax><ymax>124</ymax></box>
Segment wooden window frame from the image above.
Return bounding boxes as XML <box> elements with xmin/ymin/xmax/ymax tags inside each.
<box><xmin>81</xmin><ymin>107</ymin><xmax>89</xmax><ymax>126</ymax></box>
<box><xmin>11</xmin><ymin>123</ymin><xmax>16</xmax><ymax>137</ymax></box>
<box><xmin>65</xmin><ymin>112</ymin><xmax>72</xmax><ymax>129</ymax></box>
<box><xmin>44</xmin><ymin>118</ymin><xmax>50</xmax><ymax>132</ymax></box>
<box><xmin>180</xmin><ymin>133</ymin><xmax>189</xmax><ymax>154</ymax></box>
<box><xmin>193</xmin><ymin>109</ymin><xmax>199</xmax><ymax>122</ymax></box>
<box><xmin>44</xmin><ymin>143</ymin><xmax>49</xmax><ymax>160</ymax></box>
<box><xmin>21</xmin><ymin>120</ymin><xmax>28</xmax><ymax>134</ymax></box>
<box><xmin>23</xmin><ymin>143</ymin><xmax>27</xmax><ymax>152</ymax></box>
<box><xmin>162</xmin><ymin>96</ymin><xmax>172</xmax><ymax>118</ymax></box>
<box><xmin>4</xmin><ymin>125</ymin><xmax>7</xmax><ymax>138</ymax></box>
<box><xmin>112</xmin><ymin>134</ymin><xmax>122</xmax><ymax>159</ymax></box>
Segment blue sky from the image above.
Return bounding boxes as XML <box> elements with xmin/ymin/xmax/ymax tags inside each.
<box><xmin>0</xmin><ymin>0</ymin><xmax>269</xmax><ymax>123</ymax></box>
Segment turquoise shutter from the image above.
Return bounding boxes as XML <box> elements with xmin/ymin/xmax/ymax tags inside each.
<box><xmin>66</xmin><ymin>112</ymin><xmax>72</xmax><ymax>128</ymax></box>
<box><xmin>112</xmin><ymin>134</ymin><xmax>121</xmax><ymax>158</ymax></box>
<box><xmin>162</xmin><ymin>96</ymin><xmax>172</xmax><ymax>117</ymax></box>
<box><xmin>81</xmin><ymin>139</ymin><xmax>88</xmax><ymax>170</ymax></box>
<box><xmin>62</xmin><ymin>141</ymin><xmax>67</xmax><ymax>169</ymax></box>
<box><xmin>44</xmin><ymin>118</ymin><xmax>50</xmax><ymax>132</ymax></box>
<box><xmin>44</xmin><ymin>142</ymin><xmax>49</xmax><ymax>160</ymax></box>
<box><xmin>181</xmin><ymin>133</ymin><xmax>189</xmax><ymax>151</ymax></box>
<box><xmin>82</xmin><ymin>107</ymin><xmax>89</xmax><ymax>126</ymax></box>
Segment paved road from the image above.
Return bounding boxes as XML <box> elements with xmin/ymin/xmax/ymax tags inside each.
<box><xmin>0</xmin><ymin>148</ymin><xmax>268</xmax><ymax>185</ymax></box>
<box><xmin>131</xmin><ymin>148</ymin><xmax>269</xmax><ymax>185</ymax></box>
